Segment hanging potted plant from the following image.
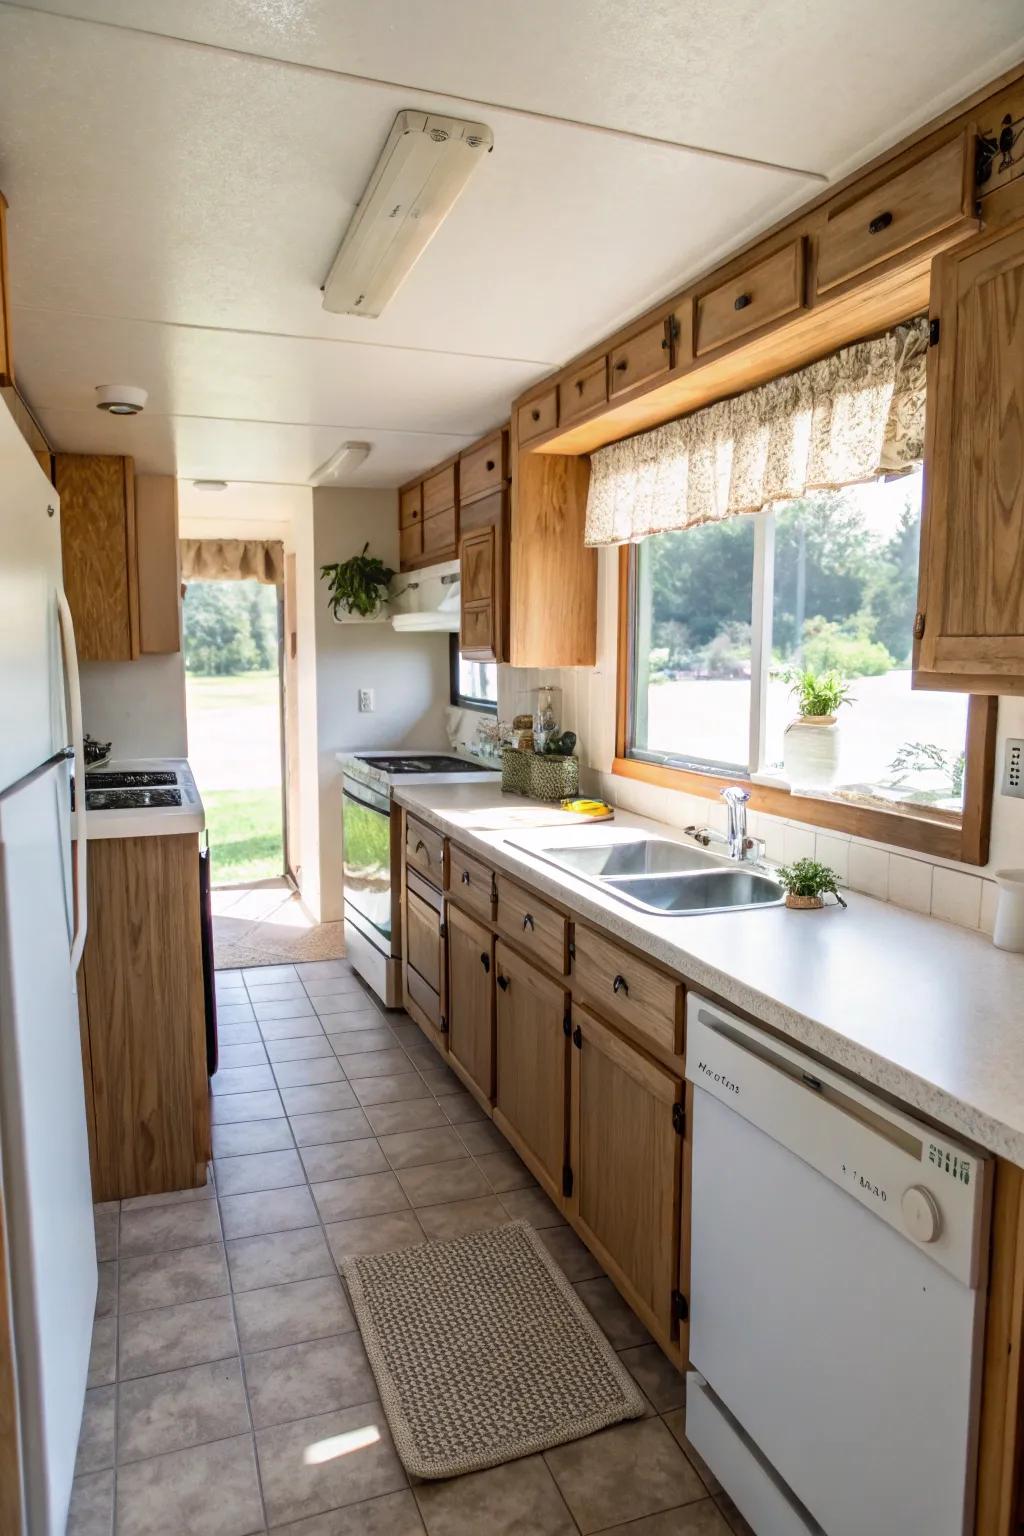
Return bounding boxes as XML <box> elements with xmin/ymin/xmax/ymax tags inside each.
<box><xmin>782</xmin><ymin>667</ymin><xmax>852</xmax><ymax>791</ymax></box>
<box><xmin>776</xmin><ymin>858</ymin><xmax>847</xmax><ymax>911</ymax></box>
<box><xmin>320</xmin><ymin>544</ymin><xmax>395</xmax><ymax>622</ymax></box>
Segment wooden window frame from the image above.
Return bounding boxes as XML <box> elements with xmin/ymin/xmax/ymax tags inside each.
<box><xmin>614</xmin><ymin>545</ymin><xmax>997</xmax><ymax>866</ymax></box>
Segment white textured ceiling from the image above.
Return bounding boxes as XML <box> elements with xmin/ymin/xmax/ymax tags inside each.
<box><xmin>1</xmin><ymin>1</ymin><xmax>1021</xmax><ymax>486</ymax></box>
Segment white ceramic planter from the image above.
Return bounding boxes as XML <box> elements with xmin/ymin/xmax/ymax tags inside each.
<box><xmin>784</xmin><ymin>715</ymin><xmax>839</xmax><ymax>791</ymax></box>
<box><xmin>993</xmin><ymin>869</ymin><xmax>1024</xmax><ymax>953</ymax></box>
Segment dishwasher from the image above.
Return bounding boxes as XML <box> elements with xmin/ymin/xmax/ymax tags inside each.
<box><xmin>684</xmin><ymin>996</ymin><xmax>991</xmax><ymax>1536</ymax></box>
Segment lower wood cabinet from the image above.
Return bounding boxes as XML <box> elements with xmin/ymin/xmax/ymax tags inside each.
<box><xmin>403</xmin><ymin>870</ymin><xmax>446</xmax><ymax>1050</ymax></box>
<box><xmin>493</xmin><ymin>941</ymin><xmax>570</xmax><ymax>1202</ymax></box>
<box><xmin>77</xmin><ymin>834</ymin><xmax>209</xmax><ymax>1200</ymax></box>
<box><xmin>570</xmin><ymin>1002</ymin><xmax>685</xmax><ymax>1345</ymax></box>
<box><xmin>446</xmin><ymin>902</ymin><xmax>495</xmax><ymax>1103</ymax></box>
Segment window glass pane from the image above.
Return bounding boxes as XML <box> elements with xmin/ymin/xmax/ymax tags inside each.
<box><xmin>766</xmin><ymin>470</ymin><xmax>969</xmax><ymax>814</ymax></box>
<box><xmin>633</xmin><ymin>519</ymin><xmax>756</xmax><ymax>771</ymax></box>
<box><xmin>457</xmin><ymin>655</ymin><xmax>497</xmax><ymax>708</ymax></box>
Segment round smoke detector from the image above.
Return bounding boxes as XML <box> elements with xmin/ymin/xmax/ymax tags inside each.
<box><xmin>95</xmin><ymin>384</ymin><xmax>148</xmax><ymax>416</ymax></box>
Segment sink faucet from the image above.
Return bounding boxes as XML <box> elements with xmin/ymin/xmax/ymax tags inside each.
<box><xmin>686</xmin><ymin>786</ymin><xmax>765</xmax><ymax>864</ymax></box>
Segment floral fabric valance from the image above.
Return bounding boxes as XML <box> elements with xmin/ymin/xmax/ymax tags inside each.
<box><xmin>180</xmin><ymin>538</ymin><xmax>284</xmax><ymax>586</ymax></box>
<box><xmin>584</xmin><ymin>318</ymin><xmax>928</xmax><ymax>547</ymax></box>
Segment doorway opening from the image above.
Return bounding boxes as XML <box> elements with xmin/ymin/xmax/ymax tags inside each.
<box><xmin>183</xmin><ymin>578</ymin><xmax>285</xmax><ymax>888</ymax></box>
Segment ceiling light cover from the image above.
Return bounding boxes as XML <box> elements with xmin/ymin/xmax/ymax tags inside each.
<box><xmin>322</xmin><ymin>111</ymin><xmax>493</xmax><ymax>318</ymax></box>
<box><xmin>311</xmin><ymin>441</ymin><xmax>372</xmax><ymax>485</ymax></box>
<box><xmin>95</xmin><ymin>383</ymin><xmax>148</xmax><ymax>415</ymax></box>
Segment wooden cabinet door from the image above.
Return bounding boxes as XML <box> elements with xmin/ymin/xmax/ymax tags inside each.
<box><xmin>136</xmin><ymin>475</ymin><xmax>181</xmax><ymax>654</ymax></box>
<box><xmin>460</xmin><ymin>526</ymin><xmax>497</xmax><ymax>660</ymax></box>
<box><xmin>56</xmin><ymin>454</ymin><xmax>139</xmax><ymax>661</ymax></box>
<box><xmin>917</xmin><ymin>221</ymin><xmax>1024</xmax><ymax>688</ymax></box>
<box><xmin>446</xmin><ymin>902</ymin><xmax>495</xmax><ymax>1103</ymax></box>
<box><xmin>494</xmin><ymin>942</ymin><xmax>569</xmax><ymax>1201</ymax></box>
<box><xmin>570</xmin><ymin>1003</ymin><xmax>683</xmax><ymax>1343</ymax></box>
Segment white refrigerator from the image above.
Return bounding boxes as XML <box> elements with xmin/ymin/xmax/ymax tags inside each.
<box><xmin>0</xmin><ymin>399</ymin><xmax>96</xmax><ymax>1534</ymax></box>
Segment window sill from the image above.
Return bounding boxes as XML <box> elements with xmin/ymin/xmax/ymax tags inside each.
<box><xmin>612</xmin><ymin>755</ymin><xmax>977</xmax><ymax>863</ymax></box>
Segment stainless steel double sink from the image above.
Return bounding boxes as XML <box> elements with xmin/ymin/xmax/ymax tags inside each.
<box><xmin>509</xmin><ymin>836</ymin><xmax>785</xmax><ymax>916</ymax></box>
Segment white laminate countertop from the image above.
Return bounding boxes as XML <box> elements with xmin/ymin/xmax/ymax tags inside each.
<box><xmin>395</xmin><ymin>782</ymin><xmax>1024</xmax><ymax>1166</ymax></box>
<box><xmin>83</xmin><ymin>758</ymin><xmax>205</xmax><ymax>840</ymax></box>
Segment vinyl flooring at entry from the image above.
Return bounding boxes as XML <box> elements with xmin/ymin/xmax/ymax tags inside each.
<box><xmin>71</xmin><ymin>958</ymin><xmax>753</xmax><ymax>1536</ymax></box>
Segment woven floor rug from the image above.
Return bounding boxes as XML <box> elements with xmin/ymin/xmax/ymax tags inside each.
<box><xmin>341</xmin><ymin>1219</ymin><xmax>646</xmax><ymax>1479</ymax></box>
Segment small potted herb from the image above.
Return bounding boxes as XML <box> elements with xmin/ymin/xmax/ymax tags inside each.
<box><xmin>776</xmin><ymin>857</ymin><xmax>847</xmax><ymax>910</ymax></box>
<box><xmin>782</xmin><ymin>667</ymin><xmax>852</xmax><ymax>791</ymax></box>
<box><xmin>320</xmin><ymin>544</ymin><xmax>395</xmax><ymax>621</ymax></box>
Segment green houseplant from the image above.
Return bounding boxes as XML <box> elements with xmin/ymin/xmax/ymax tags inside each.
<box><xmin>320</xmin><ymin>544</ymin><xmax>395</xmax><ymax>620</ymax></box>
<box><xmin>782</xmin><ymin>667</ymin><xmax>853</xmax><ymax>792</ymax></box>
<box><xmin>776</xmin><ymin>857</ymin><xmax>847</xmax><ymax>910</ymax></box>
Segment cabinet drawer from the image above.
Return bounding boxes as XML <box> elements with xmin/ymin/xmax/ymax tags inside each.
<box><xmin>399</xmin><ymin>484</ymin><xmax>422</xmax><ymax>529</ymax></box>
<box><xmin>460</xmin><ymin>432</ymin><xmax>508</xmax><ymax>502</ymax></box>
<box><xmin>447</xmin><ymin>843</ymin><xmax>495</xmax><ymax>921</ymax></box>
<box><xmin>695</xmin><ymin>240</ymin><xmax>805</xmax><ymax>357</ymax></box>
<box><xmin>406</xmin><ymin>965</ymin><xmax>441</xmax><ymax>1031</ymax></box>
<box><xmin>517</xmin><ymin>390</ymin><xmax>557</xmax><ymax>445</ymax></box>
<box><xmin>495</xmin><ymin>876</ymin><xmax>568</xmax><ymax>975</ymax></box>
<box><xmin>609</xmin><ymin>319</ymin><xmax>671</xmax><ymax>398</ymax></box>
<box><xmin>572</xmin><ymin>924</ymin><xmax>682</xmax><ymax>1057</ymax></box>
<box><xmin>406</xmin><ymin>816</ymin><xmax>444</xmax><ymax>884</ymax></box>
<box><xmin>422</xmin><ymin>505</ymin><xmax>457</xmax><ymax>557</ymax></box>
<box><xmin>400</xmin><ymin>522</ymin><xmax>422</xmax><ymax>566</ymax></box>
<box><xmin>422</xmin><ymin>464</ymin><xmax>456</xmax><ymax>517</ymax></box>
<box><xmin>558</xmin><ymin>359</ymin><xmax>608</xmax><ymax>425</ymax></box>
<box><xmin>816</xmin><ymin>134</ymin><xmax>974</xmax><ymax>296</ymax></box>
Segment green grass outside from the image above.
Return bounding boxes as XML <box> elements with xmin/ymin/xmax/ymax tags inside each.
<box><xmin>203</xmin><ymin>787</ymin><xmax>283</xmax><ymax>886</ymax></box>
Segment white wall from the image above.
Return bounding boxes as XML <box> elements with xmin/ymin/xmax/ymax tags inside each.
<box><xmin>499</xmin><ymin>545</ymin><xmax>1024</xmax><ymax>936</ymax></box>
<box><xmin>311</xmin><ymin>486</ymin><xmax>450</xmax><ymax>922</ymax></box>
<box><xmin>80</xmin><ymin>652</ymin><xmax>188</xmax><ymax>759</ymax></box>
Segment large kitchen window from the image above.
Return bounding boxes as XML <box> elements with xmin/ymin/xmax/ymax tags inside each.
<box><xmin>626</xmin><ymin>469</ymin><xmax>983</xmax><ymax>846</ymax></box>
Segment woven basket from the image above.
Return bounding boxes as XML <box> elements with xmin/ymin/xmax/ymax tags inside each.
<box><xmin>501</xmin><ymin>748</ymin><xmax>579</xmax><ymax>801</ymax></box>
<box><xmin>785</xmin><ymin>893</ymin><xmax>825</xmax><ymax>910</ymax></box>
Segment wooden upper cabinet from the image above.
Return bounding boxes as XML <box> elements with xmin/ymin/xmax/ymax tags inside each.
<box><xmin>399</xmin><ymin>484</ymin><xmax>422</xmax><ymax>527</ymax></box>
<box><xmin>609</xmin><ymin>318</ymin><xmax>672</xmax><ymax>397</ymax></box>
<box><xmin>0</xmin><ymin>191</ymin><xmax>11</xmax><ymax>386</ymax></box>
<box><xmin>57</xmin><ymin>455</ymin><xmax>139</xmax><ymax>662</ymax></box>
<box><xmin>816</xmin><ymin>134</ymin><xmax>976</xmax><ymax>298</ymax></box>
<box><xmin>695</xmin><ymin>240</ymin><xmax>805</xmax><ymax>357</ymax></box>
<box><xmin>459</xmin><ymin>524</ymin><xmax>500</xmax><ymax>661</ymax></box>
<box><xmin>422</xmin><ymin>464</ymin><xmax>456</xmax><ymax>517</ymax></box>
<box><xmin>460</xmin><ymin>431</ymin><xmax>508</xmax><ymax>503</ymax></box>
<box><xmin>135</xmin><ymin>476</ymin><xmax>181</xmax><ymax>654</ymax></box>
<box><xmin>916</xmin><ymin>220</ymin><xmax>1024</xmax><ymax>689</ymax></box>
<box><xmin>558</xmin><ymin>358</ymin><xmax>608</xmax><ymax>426</ymax></box>
<box><xmin>517</xmin><ymin>389</ymin><xmax>557</xmax><ymax>446</ymax></box>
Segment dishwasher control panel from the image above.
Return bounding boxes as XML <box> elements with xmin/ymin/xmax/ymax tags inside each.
<box><xmin>686</xmin><ymin>997</ymin><xmax>990</xmax><ymax>1289</ymax></box>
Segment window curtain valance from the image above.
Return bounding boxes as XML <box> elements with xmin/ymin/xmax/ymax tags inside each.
<box><xmin>584</xmin><ymin>318</ymin><xmax>928</xmax><ymax>547</ymax></box>
<box><xmin>180</xmin><ymin>538</ymin><xmax>284</xmax><ymax>586</ymax></box>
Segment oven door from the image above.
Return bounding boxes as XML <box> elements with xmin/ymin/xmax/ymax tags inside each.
<box><xmin>342</xmin><ymin>777</ymin><xmax>395</xmax><ymax>954</ymax></box>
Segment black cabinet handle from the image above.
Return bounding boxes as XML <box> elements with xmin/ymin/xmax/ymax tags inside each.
<box><xmin>497</xmin><ymin>974</ymin><xmax>509</xmax><ymax>991</ymax></box>
<box><xmin>415</xmin><ymin>839</ymin><xmax>426</xmax><ymax>853</ymax></box>
<box><xmin>522</xmin><ymin>913</ymin><xmax>535</xmax><ymax>931</ymax></box>
<box><xmin>572</xmin><ymin>1024</ymin><xmax>583</xmax><ymax>1048</ymax></box>
<box><xmin>531</xmin><ymin>408</ymin><xmax>540</xmax><ymax>422</ymax></box>
<box><xmin>575</xmin><ymin>378</ymin><xmax>584</xmax><ymax>394</ymax></box>
<box><xmin>868</xmin><ymin>211</ymin><xmax>893</xmax><ymax>235</ymax></box>
<box><xmin>661</xmin><ymin>335</ymin><xmax>670</xmax><ymax>350</ymax></box>
<box><xmin>485</xmin><ymin>459</ymin><xmax>495</xmax><ymax>471</ymax></box>
<box><xmin>613</xmin><ymin>973</ymin><xmax>629</xmax><ymax>996</ymax></box>
<box><xmin>733</xmin><ymin>292</ymin><xmax>752</xmax><ymax>311</ymax></box>
<box><xmin>614</xmin><ymin>358</ymin><xmax>628</xmax><ymax>371</ymax></box>
<box><xmin>480</xmin><ymin>952</ymin><xmax>490</xmax><ymax>973</ymax></box>
<box><xmin>461</xmin><ymin>870</ymin><xmax>471</xmax><ymax>885</ymax></box>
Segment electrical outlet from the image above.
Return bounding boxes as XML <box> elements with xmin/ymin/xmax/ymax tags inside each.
<box><xmin>358</xmin><ymin>688</ymin><xmax>374</xmax><ymax>713</ymax></box>
<box><xmin>1003</xmin><ymin>738</ymin><xmax>1024</xmax><ymax>798</ymax></box>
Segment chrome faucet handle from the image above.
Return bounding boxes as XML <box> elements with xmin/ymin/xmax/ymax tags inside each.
<box><xmin>721</xmin><ymin>785</ymin><xmax>751</xmax><ymax>805</ymax></box>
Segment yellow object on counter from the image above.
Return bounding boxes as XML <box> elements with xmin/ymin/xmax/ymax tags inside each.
<box><xmin>560</xmin><ymin>798</ymin><xmax>614</xmax><ymax>819</ymax></box>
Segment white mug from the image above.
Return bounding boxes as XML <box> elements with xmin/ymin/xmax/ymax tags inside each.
<box><xmin>992</xmin><ymin>869</ymin><xmax>1024</xmax><ymax>953</ymax></box>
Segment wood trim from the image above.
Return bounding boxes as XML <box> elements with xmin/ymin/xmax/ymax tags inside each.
<box><xmin>976</xmin><ymin>1159</ymin><xmax>1024</xmax><ymax>1536</ymax></box>
<box><xmin>0</xmin><ymin>1129</ymin><xmax>23</xmax><ymax>1536</ymax></box>
<box><xmin>614</xmin><ymin>543</ymin><xmax>994</xmax><ymax>866</ymax></box>
<box><xmin>0</xmin><ymin>189</ymin><xmax>12</xmax><ymax>386</ymax></box>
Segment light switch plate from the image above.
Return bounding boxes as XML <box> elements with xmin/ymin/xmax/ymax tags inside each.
<box><xmin>358</xmin><ymin>688</ymin><xmax>374</xmax><ymax>713</ymax></box>
<box><xmin>1003</xmin><ymin>738</ymin><xmax>1024</xmax><ymax>798</ymax></box>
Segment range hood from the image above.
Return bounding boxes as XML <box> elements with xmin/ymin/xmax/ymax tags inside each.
<box><xmin>390</xmin><ymin>557</ymin><xmax>460</xmax><ymax>632</ymax></box>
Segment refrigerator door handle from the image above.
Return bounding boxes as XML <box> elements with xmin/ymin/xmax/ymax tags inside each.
<box><xmin>56</xmin><ymin>589</ymin><xmax>87</xmax><ymax>971</ymax></box>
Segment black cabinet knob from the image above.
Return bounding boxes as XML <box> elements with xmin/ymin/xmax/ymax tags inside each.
<box><xmin>497</xmin><ymin>974</ymin><xmax>509</xmax><ymax>991</ymax></box>
<box><xmin>531</xmin><ymin>408</ymin><xmax>540</xmax><ymax>421</ymax></box>
<box><xmin>522</xmin><ymin>914</ymin><xmax>535</xmax><ymax>931</ymax></box>
<box><xmin>485</xmin><ymin>459</ymin><xmax>495</xmax><ymax>471</ymax></box>
<box><xmin>612</xmin><ymin>973</ymin><xmax>629</xmax><ymax>996</ymax></box>
<box><xmin>575</xmin><ymin>378</ymin><xmax>584</xmax><ymax>394</ymax></box>
<box><xmin>733</xmin><ymin>293</ymin><xmax>752</xmax><ymax>311</ymax></box>
<box><xmin>614</xmin><ymin>358</ymin><xmax>628</xmax><ymax>371</ymax></box>
<box><xmin>868</xmin><ymin>211</ymin><xmax>893</xmax><ymax>235</ymax></box>
<box><xmin>480</xmin><ymin>952</ymin><xmax>490</xmax><ymax>972</ymax></box>
<box><xmin>461</xmin><ymin>870</ymin><xmax>470</xmax><ymax>885</ymax></box>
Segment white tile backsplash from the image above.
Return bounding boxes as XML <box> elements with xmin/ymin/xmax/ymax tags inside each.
<box><xmin>782</xmin><ymin>824</ymin><xmax>817</xmax><ymax>865</ymax></box>
<box><xmin>814</xmin><ymin>834</ymin><xmax>850</xmax><ymax>885</ymax></box>
<box><xmin>931</xmin><ymin>867</ymin><xmax>983</xmax><ymax>930</ymax></box>
<box><xmin>848</xmin><ymin>842</ymin><xmax>890</xmax><ymax>900</ymax></box>
<box><xmin>888</xmin><ymin>854</ymin><xmax>934</xmax><ymax>915</ymax></box>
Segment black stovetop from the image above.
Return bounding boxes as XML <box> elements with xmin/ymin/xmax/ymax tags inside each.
<box><xmin>356</xmin><ymin>754</ymin><xmax>487</xmax><ymax>775</ymax></box>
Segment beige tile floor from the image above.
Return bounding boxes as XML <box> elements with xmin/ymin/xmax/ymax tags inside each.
<box><xmin>71</xmin><ymin>959</ymin><xmax>752</xmax><ymax>1536</ymax></box>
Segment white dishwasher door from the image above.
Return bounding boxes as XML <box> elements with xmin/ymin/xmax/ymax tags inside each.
<box><xmin>686</xmin><ymin>999</ymin><xmax>990</xmax><ymax>1536</ymax></box>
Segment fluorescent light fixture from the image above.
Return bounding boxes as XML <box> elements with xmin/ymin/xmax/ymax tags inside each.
<box><xmin>310</xmin><ymin>441</ymin><xmax>372</xmax><ymax>485</ymax></box>
<box><xmin>322</xmin><ymin>110</ymin><xmax>493</xmax><ymax>317</ymax></box>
